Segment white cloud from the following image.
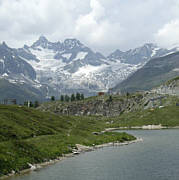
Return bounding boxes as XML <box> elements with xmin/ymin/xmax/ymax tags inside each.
<box><xmin>154</xmin><ymin>0</ymin><xmax>179</xmax><ymax>48</ymax></box>
<box><xmin>0</xmin><ymin>0</ymin><xmax>179</xmax><ymax>54</ymax></box>
<box><xmin>0</xmin><ymin>0</ymin><xmax>86</xmax><ymax>46</ymax></box>
<box><xmin>155</xmin><ymin>20</ymin><xmax>179</xmax><ymax>48</ymax></box>
<box><xmin>74</xmin><ymin>0</ymin><xmax>124</xmax><ymax>53</ymax></box>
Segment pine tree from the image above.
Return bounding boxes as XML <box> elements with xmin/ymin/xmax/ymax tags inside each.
<box><xmin>71</xmin><ymin>94</ymin><xmax>75</xmax><ymax>101</ymax></box>
<box><xmin>29</xmin><ymin>101</ymin><xmax>33</xmax><ymax>107</ymax></box>
<box><xmin>109</xmin><ymin>95</ymin><xmax>113</xmax><ymax>102</ymax></box>
<box><xmin>51</xmin><ymin>96</ymin><xmax>55</xmax><ymax>101</ymax></box>
<box><xmin>65</xmin><ymin>95</ymin><xmax>70</xmax><ymax>102</ymax></box>
<box><xmin>34</xmin><ymin>101</ymin><xmax>39</xmax><ymax>108</ymax></box>
<box><xmin>76</xmin><ymin>92</ymin><xmax>81</xmax><ymax>101</ymax></box>
<box><xmin>24</xmin><ymin>101</ymin><xmax>28</xmax><ymax>106</ymax></box>
<box><xmin>81</xmin><ymin>93</ymin><xmax>84</xmax><ymax>100</ymax></box>
<box><xmin>60</xmin><ymin>95</ymin><xmax>64</xmax><ymax>102</ymax></box>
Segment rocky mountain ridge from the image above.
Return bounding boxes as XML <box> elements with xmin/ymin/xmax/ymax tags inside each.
<box><xmin>0</xmin><ymin>36</ymin><xmax>178</xmax><ymax>101</ymax></box>
<box><xmin>108</xmin><ymin>43</ymin><xmax>178</xmax><ymax>64</ymax></box>
<box><xmin>112</xmin><ymin>52</ymin><xmax>179</xmax><ymax>93</ymax></box>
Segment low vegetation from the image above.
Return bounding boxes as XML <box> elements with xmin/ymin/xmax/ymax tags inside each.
<box><xmin>1</xmin><ymin>88</ymin><xmax>179</xmax><ymax>177</ymax></box>
<box><xmin>106</xmin><ymin>104</ymin><xmax>179</xmax><ymax>128</ymax></box>
<box><xmin>166</xmin><ymin>76</ymin><xmax>179</xmax><ymax>84</ymax></box>
<box><xmin>0</xmin><ymin>105</ymin><xmax>135</xmax><ymax>177</ymax></box>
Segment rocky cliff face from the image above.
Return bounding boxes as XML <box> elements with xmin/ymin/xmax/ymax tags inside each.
<box><xmin>38</xmin><ymin>92</ymin><xmax>176</xmax><ymax>117</ymax></box>
<box><xmin>0</xmin><ymin>42</ymin><xmax>36</xmax><ymax>80</ymax></box>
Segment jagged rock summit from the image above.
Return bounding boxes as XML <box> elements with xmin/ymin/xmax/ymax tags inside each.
<box><xmin>0</xmin><ymin>36</ymin><xmax>178</xmax><ymax>101</ymax></box>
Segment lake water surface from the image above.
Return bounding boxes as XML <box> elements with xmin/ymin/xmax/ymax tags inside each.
<box><xmin>11</xmin><ymin>130</ymin><xmax>179</xmax><ymax>180</ymax></box>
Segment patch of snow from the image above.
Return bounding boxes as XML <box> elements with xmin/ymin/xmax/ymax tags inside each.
<box><xmin>8</xmin><ymin>79</ymin><xmax>17</xmax><ymax>84</ymax></box>
<box><xmin>0</xmin><ymin>59</ymin><xmax>5</xmax><ymax>69</ymax></box>
<box><xmin>162</xmin><ymin>51</ymin><xmax>176</xmax><ymax>56</ymax></box>
<box><xmin>19</xmin><ymin>56</ymin><xmax>30</xmax><ymax>62</ymax></box>
<box><xmin>29</xmin><ymin>58</ymin><xmax>65</xmax><ymax>72</ymax></box>
<box><xmin>2</xmin><ymin>73</ymin><xmax>8</xmax><ymax>77</ymax></box>
<box><xmin>34</xmin><ymin>79</ymin><xmax>40</xmax><ymax>83</ymax></box>
<box><xmin>23</xmin><ymin>48</ymin><xmax>30</xmax><ymax>53</ymax></box>
<box><xmin>151</xmin><ymin>47</ymin><xmax>160</xmax><ymax>57</ymax></box>
<box><xmin>69</xmin><ymin>60</ymin><xmax>142</xmax><ymax>90</ymax></box>
<box><xmin>173</xmin><ymin>68</ymin><xmax>179</xmax><ymax>72</ymax></box>
<box><xmin>62</xmin><ymin>53</ymin><xmax>72</xmax><ymax>59</ymax></box>
<box><xmin>167</xmin><ymin>44</ymin><xmax>179</xmax><ymax>50</ymax></box>
<box><xmin>27</xmin><ymin>48</ymin><xmax>66</xmax><ymax>72</ymax></box>
<box><xmin>73</xmin><ymin>52</ymin><xmax>88</xmax><ymax>61</ymax></box>
<box><xmin>73</xmin><ymin>64</ymin><xmax>106</xmax><ymax>76</ymax></box>
<box><xmin>30</xmin><ymin>48</ymin><xmax>55</xmax><ymax>60</ymax></box>
<box><xmin>34</xmin><ymin>84</ymin><xmax>42</xmax><ymax>88</ymax></box>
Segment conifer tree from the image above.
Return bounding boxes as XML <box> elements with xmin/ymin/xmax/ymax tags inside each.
<box><xmin>29</xmin><ymin>101</ymin><xmax>33</xmax><ymax>107</ymax></box>
<box><xmin>71</xmin><ymin>94</ymin><xmax>75</xmax><ymax>101</ymax></box>
<box><xmin>76</xmin><ymin>92</ymin><xmax>81</xmax><ymax>100</ymax></box>
<box><xmin>51</xmin><ymin>96</ymin><xmax>55</xmax><ymax>101</ymax></box>
<box><xmin>24</xmin><ymin>101</ymin><xmax>28</xmax><ymax>106</ymax></box>
<box><xmin>34</xmin><ymin>101</ymin><xmax>39</xmax><ymax>108</ymax></box>
<box><xmin>81</xmin><ymin>93</ymin><xmax>84</xmax><ymax>100</ymax></box>
<box><xmin>60</xmin><ymin>95</ymin><xmax>64</xmax><ymax>102</ymax></box>
<box><xmin>65</xmin><ymin>95</ymin><xmax>70</xmax><ymax>102</ymax></box>
<box><xmin>109</xmin><ymin>95</ymin><xmax>113</xmax><ymax>102</ymax></box>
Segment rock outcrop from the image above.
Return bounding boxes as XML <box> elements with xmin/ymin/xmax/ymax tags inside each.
<box><xmin>38</xmin><ymin>92</ymin><xmax>175</xmax><ymax>116</ymax></box>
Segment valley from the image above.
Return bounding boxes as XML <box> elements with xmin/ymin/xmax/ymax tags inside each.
<box><xmin>1</xmin><ymin>1</ymin><xmax>179</xmax><ymax>180</ymax></box>
<box><xmin>0</xmin><ymin>76</ymin><xmax>179</xmax><ymax>178</ymax></box>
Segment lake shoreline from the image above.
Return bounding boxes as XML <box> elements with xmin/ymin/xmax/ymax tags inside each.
<box><xmin>1</xmin><ymin>124</ymin><xmax>178</xmax><ymax>180</ymax></box>
<box><xmin>105</xmin><ymin>125</ymin><xmax>179</xmax><ymax>131</ymax></box>
<box><xmin>0</xmin><ymin>138</ymin><xmax>142</xmax><ymax>180</ymax></box>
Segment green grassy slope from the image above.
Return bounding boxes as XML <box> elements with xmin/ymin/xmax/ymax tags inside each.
<box><xmin>0</xmin><ymin>105</ymin><xmax>135</xmax><ymax>177</ymax></box>
<box><xmin>1</xmin><ymin>93</ymin><xmax>178</xmax><ymax>177</ymax></box>
<box><xmin>107</xmin><ymin>104</ymin><xmax>179</xmax><ymax>127</ymax></box>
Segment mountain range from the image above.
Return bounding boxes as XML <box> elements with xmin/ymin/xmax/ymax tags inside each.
<box><xmin>0</xmin><ymin>36</ymin><xmax>178</xmax><ymax>102</ymax></box>
<box><xmin>112</xmin><ymin>52</ymin><xmax>179</xmax><ymax>93</ymax></box>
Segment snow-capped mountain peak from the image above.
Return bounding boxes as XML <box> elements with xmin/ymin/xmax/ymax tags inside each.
<box><xmin>31</xmin><ymin>35</ymin><xmax>61</xmax><ymax>51</ymax></box>
<box><xmin>108</xmin><ymin>43</ymin><xmax>176</xmax><ymax>65</ymax></box>
<box><xmin>0</xmin><ymin>42</ymin><xmax>36</xmax><ymax>82</ymax></box>
<box><xmin>1</xmin><ymin>37</ymin><xmax>179</xmax><ymax>99</ymax></box>
<box><xmin>63</xmin><ymin>38</ymin><xmax>85</xmax><ymax>50</ymax></box>
<box><xmin>108</xmin><ymin>49</ymin><xmax>124</xmax><ymax>60</ymax></box>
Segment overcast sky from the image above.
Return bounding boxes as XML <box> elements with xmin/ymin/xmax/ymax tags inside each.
<box><xmin>0</xmin><ymin>0</ymin><xmax>179</xmax><ymax>55</ymax></box>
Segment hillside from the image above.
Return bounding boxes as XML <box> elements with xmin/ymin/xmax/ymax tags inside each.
<box><xmin>112</xmin><ymin>52</ymin><xmax>179</xmax><ymax>93</ymax></box>
<box><xmin>38</xmin><ymin>92</ymin><xmax>179</xmax><ymax>117</ymax></box>
<box><xmin>0</xmin><ymin>79</ymin><xmax>44</xmax><ymax>104</ymax></box>
<box><xmin>1</xmin><ymin>90</ymin><xmax>179</xmax><ymax>177</ymax></box>
<box><xmin>152</xmin><ymin>76</ymin><xmax>179</xmax><ymax>96</ymax></box>
<box><xmin>0</xmin><ymin>105</ymin><xmax>135</xmax><ymax>177</ymax></box>
<box><xmin>108</xmin><ymin>105</ymin><xmax>179</xmax><ymax>128</ymax></box>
